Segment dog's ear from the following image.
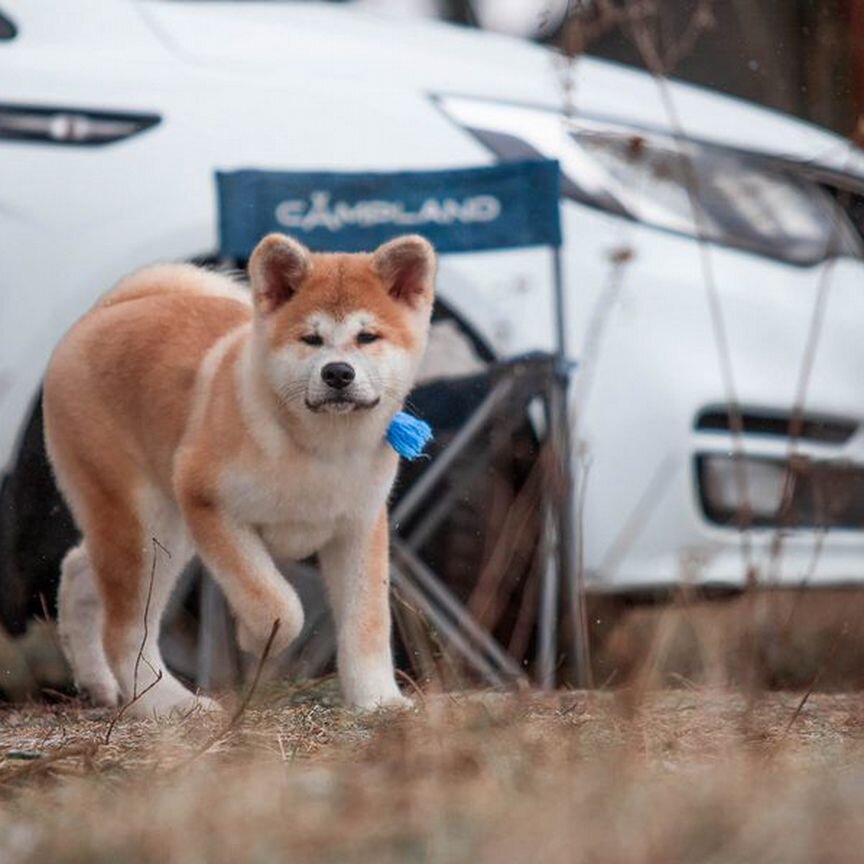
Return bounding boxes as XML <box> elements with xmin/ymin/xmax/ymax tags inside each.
<box><xmin>248</xmin><ymin>233</ymin><xmax>311</xmax><ymax>314</ymax></box>
<box><xmin>373</xmin><ymin>235</ymin><xmax>436</xmax><ymax>308</ymax></box>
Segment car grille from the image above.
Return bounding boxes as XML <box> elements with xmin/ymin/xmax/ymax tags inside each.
<box><xmin>695</xmin><ymin>406</ymin><xmax>857</xmax><ymax>445</ymax></box>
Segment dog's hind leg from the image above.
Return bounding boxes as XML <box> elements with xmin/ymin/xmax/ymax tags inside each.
<box><xmin>57</xmin><ymin>543</ymin><xmax>120</xmax><ymax>706</ymax></box>
<box><xmin>86</xmin><ymin>487</ymin><xmax>219</xmax><ymax>718</ymax></box>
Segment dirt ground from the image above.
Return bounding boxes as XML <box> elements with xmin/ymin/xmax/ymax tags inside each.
<box><xmin>3</xmin><ymin>683</ymin><xmax>864</xmax><ymax>863</ymax></box>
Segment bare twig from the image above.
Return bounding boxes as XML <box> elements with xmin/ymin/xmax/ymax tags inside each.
<box><xmin>395</xmin><ymin>668</ymin><xmax>426</xmax><ymax>707</ymax></box>
<box><xmin>102</xmin><ymin>537</ymin><xmax>174</xmax><ymax>743</ymax></box>
<box><xmin>780</xmin><ymin>625</ymin><xmax>846</xmax><ymax>742</ymax></box>
<box><xmin>782</xmin><ymin>675</ymin><xmax>819</xmax><ymax>741</ymax></box>
<box><xmin>507</xmin><ymin>546</ymin><xmax>542</xmax><ymax>664</ymax></box>
<box><xmin>767</xmin><ymin>171</ymin><xmax>855</xmax><ymax>571</ymax></box>
<box><xmin>568</xmin><ymin>247</ymin><xmax>632</xmax><ymax>423</ymax></box>
<box><xmin>623</xmin><ymin>1</ymin><xmax>754</xmax><ymax>580</ymax></box>
<box><xmin>467</xmin><ymin>448</ymin><xmax>547</xmax><ymax>629</ymax></box>
<box><xmin>103</xmin><ymin>670</ymin><xmax>164</xmax><ymax>745</ymax></box>
<box><xmin>227</xmin><ymin>618</ymin><xmax>281</xmax><ymax>728</ymax></box>
<box><xmin>133</xmin><ymin>537</ymin><xmax>170</xmax><ymax>699</ymax></box>
<box><xmin>170</xmin><ymin>618</ymin><xmax>282</xmax><ymax>768</ymax></box>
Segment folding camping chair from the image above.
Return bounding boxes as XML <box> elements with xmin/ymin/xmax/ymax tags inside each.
<box><xmin>207</xmin><ymin>159</ymin><xmax>589</xmax><ymax>690</ymax></box>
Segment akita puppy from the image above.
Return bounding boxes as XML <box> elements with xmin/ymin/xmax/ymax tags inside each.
<box><xmin>43</xmin><ymin>232</ymin><xmax>435</xmax><ymax>717</ymax></box>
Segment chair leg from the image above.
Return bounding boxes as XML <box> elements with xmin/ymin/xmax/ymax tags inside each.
<box><xmin>536</xmin><ymin>506</ymin><xmax>560</xmax><ymax>690</ymax></box>
<box><xmin>391</xmin><ymin>542</ymin><xmax>526</xmax><ymax>685</ymax></box>
<box><xmin>390</xmin><ymin>561</ymin><xmax>508</xmax><ymax>688</ymax></box>
<box><xmin>197</xmin><ymin>570</ymin><xmax>240</xmax><ymax>691</ymax></box>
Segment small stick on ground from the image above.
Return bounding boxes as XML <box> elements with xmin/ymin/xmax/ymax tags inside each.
<box><xmin>226</xmin><ymin>618</ymin><xmax>281</xmax><ymax>728</ymax></box>
<box><xmin>103</xmin><ymin>671</ymin><xmax>164</xmax><ymax>745</ymax></box>
<box><xmin>396</xmin><ymin>668</ymin><xmax>426</xmax><ymax>707</ymax></box>
<box><xmin>171</xmin><ymin>618</ymin><xmax>282</xmax><ymax>767</ymax></box>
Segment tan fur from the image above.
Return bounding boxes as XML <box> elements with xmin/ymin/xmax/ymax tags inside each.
<box><xmin>44</xmin><ymin>234</ymin><xmax>435</xmax><ymax>716</ymax></box>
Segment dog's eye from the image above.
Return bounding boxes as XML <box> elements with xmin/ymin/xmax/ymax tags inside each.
<box><xmin>357</xmin><ymin>332</ymin><xmax>380</xmax><ymax>345</ymax></box>
<box><xmin>301</xmin><ymin>334</ymin><xmax>324</xmax><ymax>347</ymax></box>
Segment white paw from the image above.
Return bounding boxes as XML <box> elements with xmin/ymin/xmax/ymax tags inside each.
<box><xmin>124</xmin><ymin>685</ymin><xmax>223</xmax><ymax>720</ymax></box>
<box><xmin>374</xmin><ymin>693</ymin><xmax>414</xmax><ymax>712</ymax></box>
<box><xmin>348</xmin><ymin>689</ymin><xmax>413</xmax><ymax>712</ymax></box>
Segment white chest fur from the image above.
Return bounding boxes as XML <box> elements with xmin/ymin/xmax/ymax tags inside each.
<box><xmin>220</xmin><ymin>443</ymin><xmax>397</xmax><ymax>561</ymax></box>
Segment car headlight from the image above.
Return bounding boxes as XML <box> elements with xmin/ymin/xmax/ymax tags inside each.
<box><xmin>699</xmin><ymin>455</ymin><xmax>788</xmax><ymax>524</ymax></box>
<box><xmin>697</xmin><ymin>454</ymin><xmax>864</xmax><ymax>529</ymax></box>
<box><xmin>434</xmin><ymin>95</ymin><xmax>861</xmax><ymax>266</ymax></box>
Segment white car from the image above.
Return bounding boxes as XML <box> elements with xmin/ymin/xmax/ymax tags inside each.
<box><xmin>2</xmin><ymin>0</ymin><xmax>864</xmax><ymax>637</ymax></box>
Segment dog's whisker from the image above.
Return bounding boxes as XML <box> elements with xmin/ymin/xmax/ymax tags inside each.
<box><xmin>275</xmin><ymin>382</ymin><xmax>309</xmax><ymax>405</ymax></box>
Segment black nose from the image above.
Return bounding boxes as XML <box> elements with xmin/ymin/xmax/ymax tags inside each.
<box><xmin>321</xmin><ymin>362</ymin><xmax>355</xmax><ymax>390</ymax></box>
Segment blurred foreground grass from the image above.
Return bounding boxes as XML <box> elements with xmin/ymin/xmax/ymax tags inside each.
<box><xmin>3</xmin><ymin>685</ymin><xmax>864</xmax><ymax>863</ymax></box>
<box><xmin>5</xmin><ymin>587</ymin><xmax>864</xmax><ymax>863</ymax></box>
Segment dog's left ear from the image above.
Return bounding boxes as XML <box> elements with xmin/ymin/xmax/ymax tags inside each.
<box><xmin>373</xmin><ymin>235</ymin><xmax>436</xmax><ymax>308</ymax></box>
<box><xmin>248</xmin><ymin>233</ymin><xmax>311</xmax><ymax>315</ymax></box>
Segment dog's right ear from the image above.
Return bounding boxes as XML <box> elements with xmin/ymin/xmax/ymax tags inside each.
<box><xmin>248</xmin><ymin>233</ymin><xmax>311</xmax><ymax>315</ymax></box>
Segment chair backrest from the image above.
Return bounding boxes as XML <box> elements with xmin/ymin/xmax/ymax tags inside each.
<box><xmin>216</xmin><ymin>159</ymin><xmax>561</xmax><ymax>259</ymax></box>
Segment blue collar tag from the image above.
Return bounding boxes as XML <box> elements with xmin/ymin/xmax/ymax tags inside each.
<box><xmin>386</xmin><ymin>411</ymin><xmax>433</xmax><ymax>460</ymax></box>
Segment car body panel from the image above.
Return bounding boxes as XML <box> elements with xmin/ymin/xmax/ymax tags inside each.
<box><xmin>1</xmin><ymin>0</ymin><xmax>863</xmax><ymax>591</ymax></box>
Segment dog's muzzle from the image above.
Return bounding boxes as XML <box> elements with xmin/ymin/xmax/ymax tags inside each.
<box><xmin>305</xmin><ymin>361</ymin><xmax>380</xmax><ymax>413</ymax></box>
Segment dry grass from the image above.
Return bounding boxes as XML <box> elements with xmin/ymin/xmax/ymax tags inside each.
<box><xmin>3</xmin><ymin>682</ymin><xmax>864</xmax><ymax>863</ymax></box>
<box><xmin>596</xmin><ymin>588</ymin><xmax>864</xmax><ymax>691</ymax></box>
<box><xmin>5</xmin><ymin>592</ymin><xmax>864</xmax><ymax>863</ymax></box>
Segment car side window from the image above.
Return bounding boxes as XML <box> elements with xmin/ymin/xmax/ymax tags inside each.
<box><xmin>0</xmin><ymin>9</ymin><xmax>16</xmax><ymax>40</ymax></box>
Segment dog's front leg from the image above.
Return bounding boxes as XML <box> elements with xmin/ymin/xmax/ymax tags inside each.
<box><xmin>319</xmin><ymin>510</ymin><xmax>409</xmax><ymax>710</ymax></box>
<box><xmin>180</xmin><ymin>494</ymin><xmax>305</xmax><ymax>658</ymax></box>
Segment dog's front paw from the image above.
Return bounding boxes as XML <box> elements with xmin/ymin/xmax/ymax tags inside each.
<box><xmin>236</xmin><ymin>592</ymin><xmax>304</xmax><ymax>657</ymax></box>
<box><xmin>236</xmin><ymin>620</ymin><xmax>296</xmax><ymax>657</ymax></box>
<box><xmin>237</xmin><ymin>620</ymin><xmax>301</xmax><ymax>657</ymax></box>
<box><xmin>374</xmin><ymin>693</ymin><xmax>414</xmax><ymax>712</ymax></box>
<box><xmin>75</xmin><ymin>674</ymin><xmax>120</xmax><ymax>708</ymax></box>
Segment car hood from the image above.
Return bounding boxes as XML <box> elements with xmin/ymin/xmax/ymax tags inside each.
<box><xmin>138</xmin><ymin>1</ymin><xmax>556</xmax><ymax>104</ymax></box>
<box><xmin>137</xmin><ymin>1</ymin><xmax>864</xmax><ymax>178</ymax></box>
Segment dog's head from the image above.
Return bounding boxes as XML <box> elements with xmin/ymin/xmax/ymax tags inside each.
<box><xmin>248</xmin><ymin>232</ymin><xmax>436</xmax><ymax>419</ymax></box>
